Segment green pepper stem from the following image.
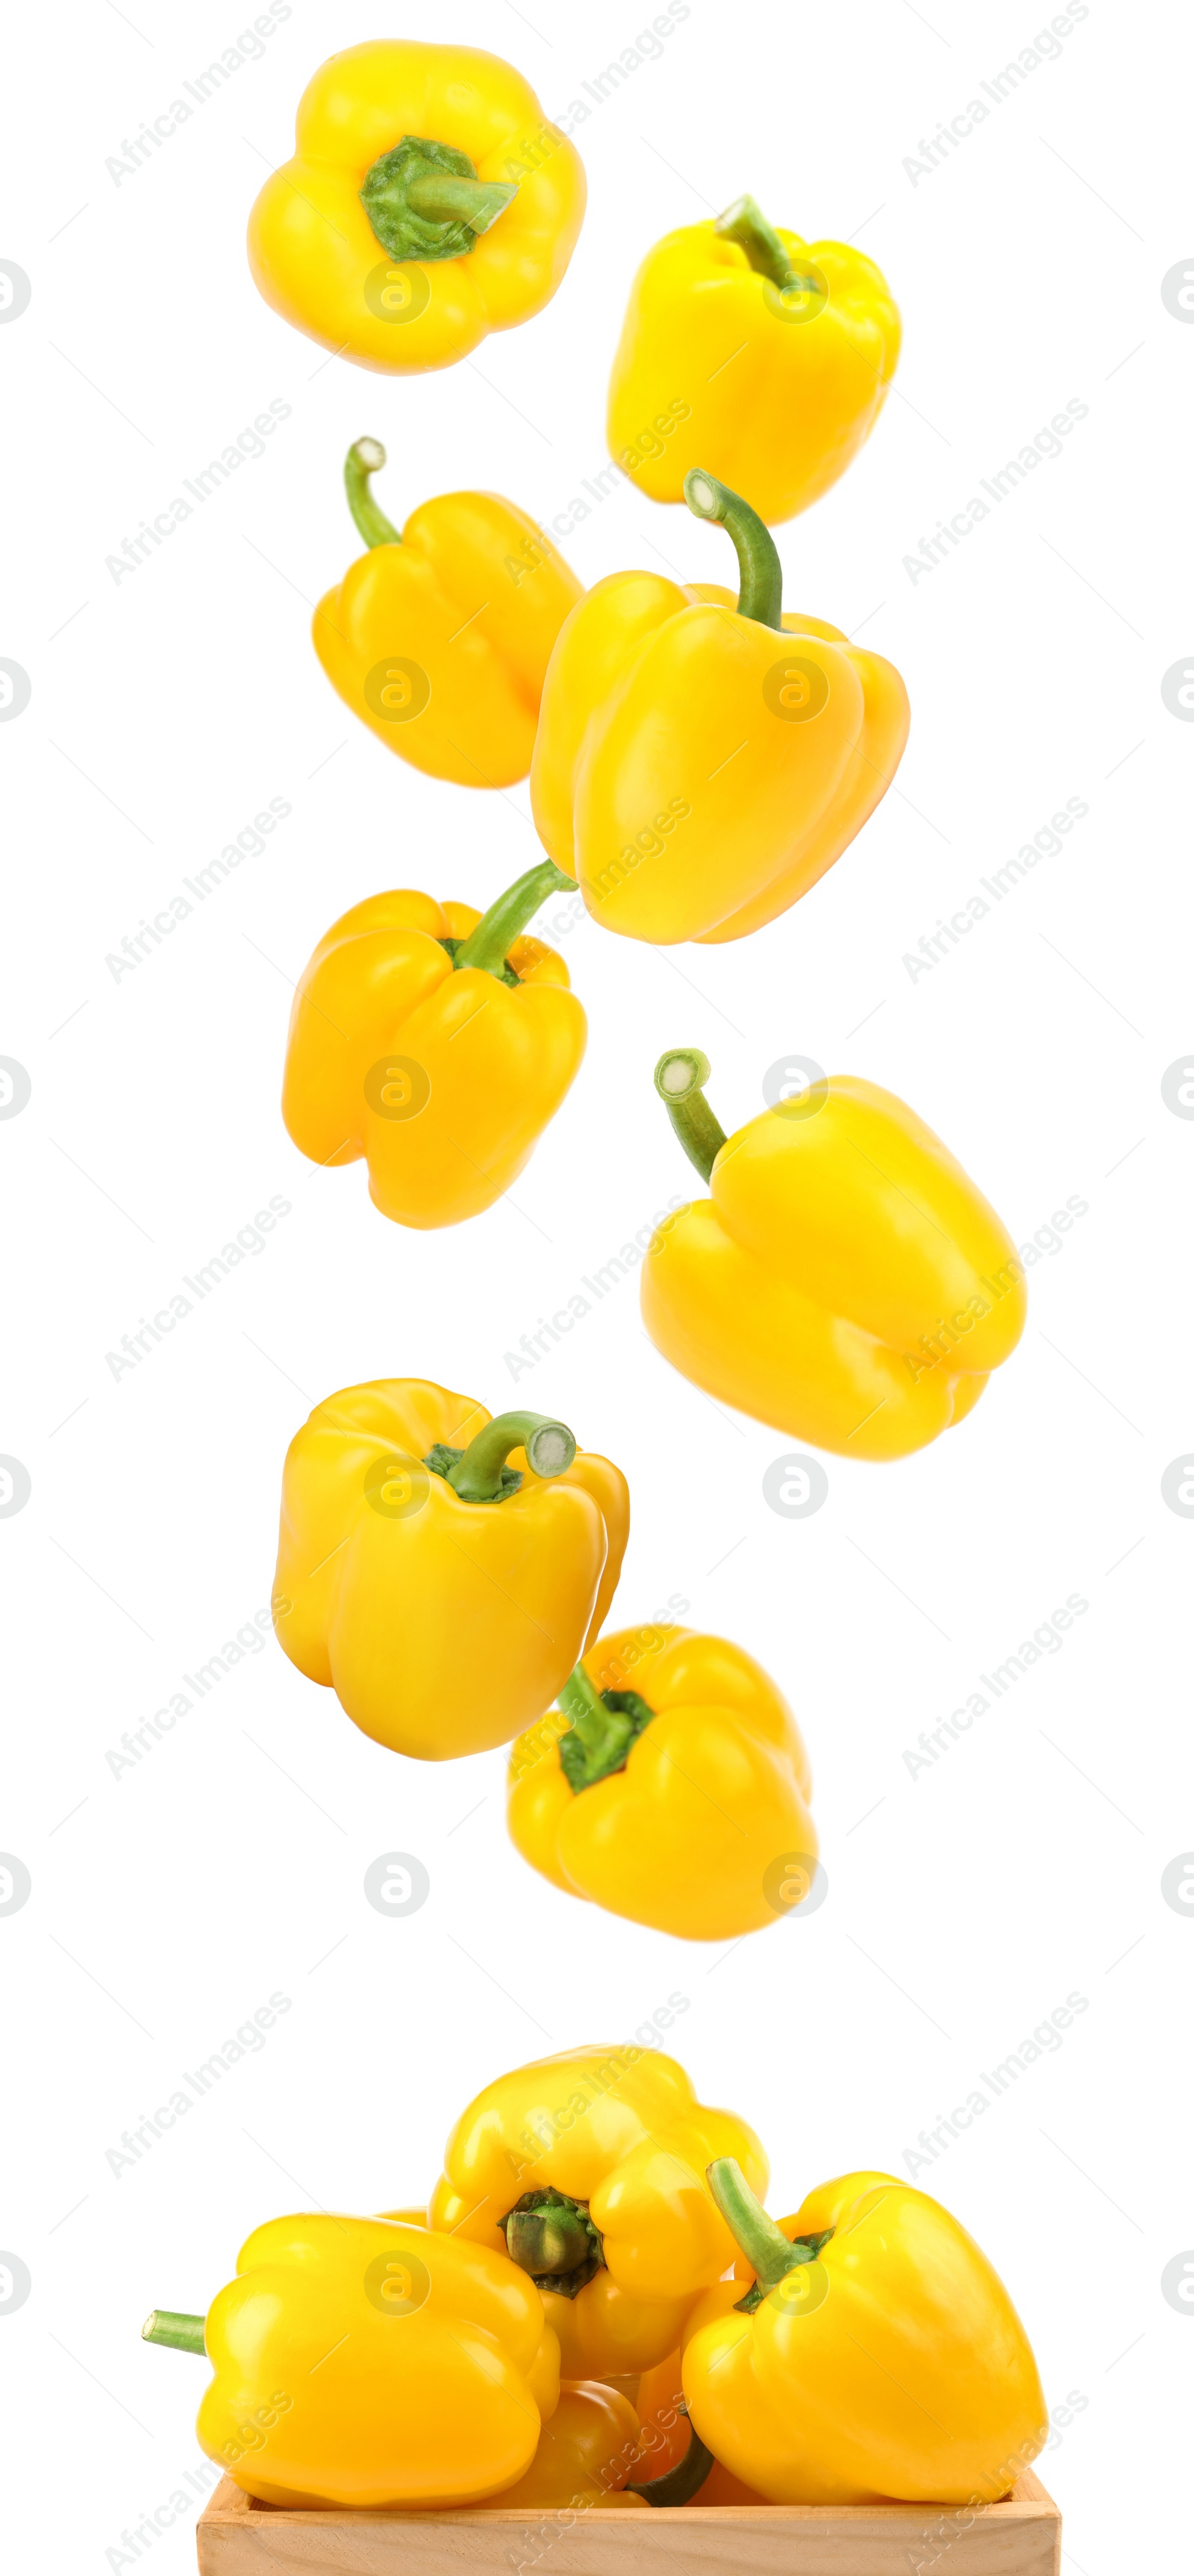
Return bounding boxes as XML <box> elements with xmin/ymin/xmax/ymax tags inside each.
<box><xmin>451</xmin><ymin>860</ymin><xmax>575</xmax><ymax>979</ymax></box>
<box><xmin>556</xmin><ymin>1662</ymin><xmax>607</xmax><ymax>1732</ymax></box>
<box><xmin>448</xmin><ymin>1411</ymin><xmax>576</xmax><ymax>1502</ymax></box>
<box><xmin>627</xmin><ymin>2407</ymin><xmax>715</xmax><ymax>2507</ymax></box>
<box><xmin>706</xmin><ymin>2159</ymin><xmax>804</xmax><ymax>2290</ymax></box>
<box><xmin>653</xmin><ymin>1050</ymin><xmax>728</xmax><ymax>1185</ymax></box>
<box><xmin>683</xmin><ymin>468</ymin><xmax>784</xmax><ymax>632</ymax></box>
<box><xmin>142</xmin><ymin>2310</ymin><xmax>206</xmax><ymax>2354</ymax></box>
<box><xmin>345</xmin><ymin>439</ymin><xmax>400</xmax><ymax>549</ymax></box>
<box><xmin>406</xmin><ymin>172</ymin><xmax>516</xmax><ymax>235</ymax></box>
<box><xmin>716</xmin><ymin>192</ymin><xmax>810</xmax><ymax>295</ymax></box>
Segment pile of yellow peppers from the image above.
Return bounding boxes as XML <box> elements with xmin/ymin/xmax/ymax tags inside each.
<box><xmin>144</xmin><ymin>2049</ymin><xmax>1048</xmax><ymax>2513</ymax></box>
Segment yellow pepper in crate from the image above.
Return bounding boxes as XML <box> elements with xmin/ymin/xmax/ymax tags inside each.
<box><xmin>475</xmin><ymin>2380</ymin><xmax>646</xmax><ymax>2510</ymax></box>
<box><xmin>608</xmin><ymin>195</ymin><xmax>900</xmax><ymax>523</ymax></box>
<box><xmin>272</xmin><ymin>1380</ymin><xmax>628</xmax><ymax>1759</ymax></box>
<box><xmin>141</xmin><ymin>2214</ymin><xmax>560</xmax><ymax>2509</ymax></box>
<box><xmin>281</xmin><ymin>862</ymin><xmax>584</xmax><ymax>1228</ymax></box>
<box><xmin>248</xmin><ymin>41</ymin><xmax>585</xmax><ymax>372</ymax></box>
<box><xmin>430</xmin><ymin>2048</ymin><xmax>767</xmax><ymax>2377</ymax></box>
<box><xmin>683</xmin><ymin>2163</ymin><xmax>1048</xmax><ymax>2505</ymax></box>
<box><xmin>508</xmin><ymin>1624</ymin><xmax>817</xmax><ymax>1941</ymax></box>
<box><xmin>641</xmin><ymin>1051</ymin><xmax>1025</xmax><ymax>1458</ymax></box>
<box><xmin>530</xmin><ymin>470</ymin><xmax>908</xmax><ymax>943</ymax></box>
<box><xmin>313</xmin><ymin>441</ymin><xmax>583</xmax><ymax>786</ymax></box>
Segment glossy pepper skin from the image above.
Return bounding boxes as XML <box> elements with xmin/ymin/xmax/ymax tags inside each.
<box><xmin>530</xmin><ymin>471</ymin><xmax>908</xmax><ymax>944</ymax></box>
<box><xmin>282</xmin><ymin>863</ymin><xmax>585</xmax><ymax>1229</ymax></box>
<box><xmin>608</xmin><ymin>194</ymin><xmax>899</xmax><ymax>524</ymax></box>
<box><xmin>429</xmin><ymin>2048</ymin><xmax>767</xmax><ymax>2377</ymax></box>
<box><xmin>145</xmin><ymin>2215</ymin><xmax>560</xmax><ymax>2510</ymax></box>
<box><xmin>683</xmin><ymin>2164</ymin><xmax>1047</xmax><ymax>2507</ymax></box>
<box><xmin>475</xmin><ymin>2381</ymin><xmax>646</xmax><ymax>2510</ymax></box>
<box><xmin>272</xmin><ymin>1382</ymin><xmax>628</xmax><ymax>1760</ymax></box>
<box><xmin>642</xmin><ymin>1051</ymin><xmax>1025</xmax><ymax>1460</ymax></box>
<box><xmin>248</xmin><ymin>43</ymin><xmax>586</xmax><ymax>374</ymax></box>
<box><xmin>507</xmin><ymin>1625</ymin><xmax>817</xmax><ymax>1940</ymax></box>
<box><xmin>313</xmin><ymin>441</ymin><xmax>583</xmax><ymax>786</ymax></box>
<box><xmin>634</xmin><ymin>2354</ymin><xmax>766</xmax><ymax>2506</ymax></box>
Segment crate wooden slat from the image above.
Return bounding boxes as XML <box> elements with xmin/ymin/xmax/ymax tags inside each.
<box><xmin>197</xmin><ymin>2467</ymin><xmax>1060</xmax><ymax>2575</ymax></box>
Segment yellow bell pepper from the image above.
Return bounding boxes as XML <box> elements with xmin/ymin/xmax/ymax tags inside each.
<box><xmin>642</xmin><ymin>1050</ymin><xmax>1025</xmax><ymax>1459</ymax></box>
<box><xmin>682</xmin><ymin>2163</ymin><xmax>1048</xmax><ymax>2506</ymax></box>
<box><xmin>608</xmin><ymin>194</ymin><xmax>900</xmax><ymax>524</ymax></box>
<box><xmin>247</xmin><ymin>41</ymin><xmax>585</xmax><ymax>374</ymax></box>
<box><xmin>282</xmin><ymin>862</ymin><xmax>584</xmax><ymax>1229</ymax></box>
<box><xmin>530</xmin><ymin>470</ymin><xmax>908</xmax><ymax>944</ymax></box>
<box><xmin>313</xmin><ymin>441</ymin><xmax>583</xmax><ymax>787</ymax></box>
<box><xmin>475</xmin><ymin>2380</ymin><xmax>645</xmax><ymax>2510</ymax></box>
<box><xmin>429</xmin><ymin>2048</ymin><xmax>767</xmax><ymax>2377</ymax></box>
<box><xmin>272</xmin><ymin>1380</ymin><xmax>628</xmax><ymax>1759</ymax></box>
<box><xmin>141</xmin><ymin>2213</ymin><xmax>560</xmax><ymax>2510</ymax></box>
<box><xmin>508</xmin><ymin>1624</ymin><xmax>817</xmax><ymax>1940</ymax></box>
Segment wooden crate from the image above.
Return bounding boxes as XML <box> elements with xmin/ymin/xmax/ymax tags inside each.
<box><xmin>197</xmin><ymin>2467</ymin><xmax>1060</xmax><ymax>2575</ymax></box>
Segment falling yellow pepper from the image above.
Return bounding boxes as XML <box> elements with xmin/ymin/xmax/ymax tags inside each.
<box><xmin>508</xmin><ymin>1623</ymin><xmax>817</xmax><ymax>1940</ymax></box>
<box><xmin>608</xmin><ymin>193</ymin><xmax>900</xmax><ymax>523</ymax></box>
<box><xmin>248</xmin><ymin>41</ymin><xmax>586</xmax><ymax>373</ymax></box>
<box><xmin>641</xmin><ymin>1051</ymin><xmax>1025</xmax><ymax>1458</ymax></box>
<box><xmin>531</xmin><ymin>471</ymin><xmax>908</xmax><ymax>944</ymax></box>
<box><xmin>273</xmin><ymin>1380</ymin><xmax>628</xmax><ymax>1759</ymax></box>
<box><xmin>312</xmin><ymin>441</ymin><xmax>583</xmax><ymax>787</ymax></box>
<box><xmin>281</xmin><ymin>863</ymin><xmax>584</xmax><ymax>1229</ymax></box>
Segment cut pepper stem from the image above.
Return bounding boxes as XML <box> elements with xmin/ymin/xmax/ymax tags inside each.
<box><xmin>653</xmin><ymin>1049</ymin><xmax>728</xmax><ymax>1185</ymax></box>
<box><xmin>684</xmin><ymin>467</ymin><xmax>784</xmax><ymax>632</ymax></box>
<box><xmin>143</xmin><ymin>2310</ymin><xmax>205</xmax><ymax>2354</ymax></box>
<box><xmin>360</xmin><ymin>138</ymin><xmax>516</xmax><ymax>264</ymax></box>
<box><xmin>707</xmin><ymin>2158</ymin><xmax>808</xmax><ymax>2289</ymax></box>
<box><xmin>451</xmin><ymin>859</ymin><xmax>575</xmax><ymax>978</ymax></box>
<box><xmin>448</xmin><ymin>1411</ymin><xmax>576</xmax><ymax>1502</ymax></box>
<box><xmin>715</xmin><ymin>192</ymin><xmax>819</xmax><ymax>298</ymax></box>
<box><xmin>627</xmin><ymin>2407</ymin><xmax>715</xmax><ymax>2507</ymax></box>
<box><xmin>344</xmin><ymin>439</ymin><xmax>400</xmax><ymax>549</ymax></box>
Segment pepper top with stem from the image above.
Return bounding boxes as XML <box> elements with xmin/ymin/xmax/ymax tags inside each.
<box><xmin>434</xmin><ymin>1411</ymin><xmax>577</xmax><ymax>1505</ymax></box>
<box><xmin>706</xmin><ymin>2158</ymin><xmax>833</xmax><ymax>2312</ymax></box>
<box><xmin>344</xmin><ymin>438</ymin><xmax>400</xmax><ymax>548</ymax></box>
<box><xmin>451</xmin><ymin>859</ymin><xmax>575</xmax><ymax>979</ymax></box>
<box><xmin>683</xmin><ymin>468</ymin><xmax>784</xmax><ymax>632</ymax></box>
<box><xmin>653</xmin><ymin>1050</ymin><xmax>728</xmax><ymax>1185</ymax></box>
<box><xmin>360</xmin><ymin>137</ymin><xmax>516</xmax><ymax>264</ymax></box>
<box><xmin>714</xmin><ymin>192</ymin><xmax>825</xmax><ymax>303</ymax></box>
<box><xmin>554</xmin><ymin>1660</ymin><xmax>657</xmax><ymax>1790</ymax></box>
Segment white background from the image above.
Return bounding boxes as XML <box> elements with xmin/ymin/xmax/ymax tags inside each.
<box><xmin>2</xmin><ymin>1</ymin><xmax>1190</xmax><ymax>2568</ymax></box>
